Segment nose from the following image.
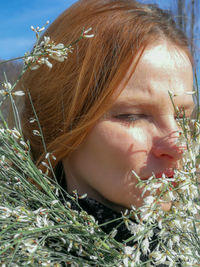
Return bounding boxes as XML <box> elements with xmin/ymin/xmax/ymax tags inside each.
<box><xmin>152</xmin><ymin>117</ymin><xmax>186</xmax><ymax>161</ymax></box>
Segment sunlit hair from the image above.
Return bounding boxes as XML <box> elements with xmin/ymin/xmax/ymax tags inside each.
<box><xmin>18</xmin><ymin>0</ymin><xmax>192</xmax><ymax>170</ymax></box>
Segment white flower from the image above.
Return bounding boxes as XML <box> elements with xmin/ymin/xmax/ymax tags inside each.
<box><xmin>2</xmin><ymin>81</ymin><xmax>12</xmax><ymax>90</ymax></box>
<box><xmin>167</xmin><ymin>239</ymin><xmax>173</xmax><ymax>250</ymax></box>
<box><xmin>140</xmin><ymin>208</ymin><xmax>153</xmax><ymax>222</ymax></box>
<box><xmin>0</xmin><ymin>206</ymin><xmax>12</xmax><ymax>218</ymax></box>
<box><xmin>23</xmin><ymin>239</ymin><xmax>38</xmax><ymax>253</ymax></box>
<box><xmin>68</xmin><ymin>240</ymin><xmax>73</xmax><ymax>252</ymax></box>
<box><xmin>45</xmin><ymin>152</ymin><xmax>50</xmax><ymax>159</ymax></box>
<box><xmin>162</xmin><ymin>190</ymin><xmax>177</xmax><ymax>202</ymax></box>
<box><xmin>124</xmin><ymin>246</ymin><xmax>135</xmax><ymax>255</ymax></box>
<box><xmin>51</xmin><ymin>200</ymin><xmax>59</xmax><ymax>206</ymax></box>
<box><xmin>31</xmin><ymin>21</ymin><xmax>49</xmax><ymax>33</ymax></box>
<box><xmin>89</xmin><ymin>256</ymin><xmax>98</xmax><ymax>260</ymax></box>
<box><xmin>20</xmin><ymin>140</ymin><xmax>29</xmax><ymax>150</ymax></box>
<box><xmin>141</xmin><ymin>237</ymin><xmax>150</xmax><ymax>255</ymax></box>
<box><xmin>185</xmin><ymin>90</ymin><xmax>196</xmax><ymax>95</ymax></box>
<box><xmin>143</xmin><ymin>196</ymin><xmax>155</xmax><ymax>205</ymax></box>
<box><xmin>79</xmin><ymin>193</ymin><xmax>87</xmax><ymax>199</ymax></box>
<box><xmin>157</xmin><ymin>219</ymin><xmax>162</xmax><ymax>230</ymax></box>
<box><xmin>83</xmin><ymin>27</ymin><xmax>94</xmax><ymax>38</ymax></box>
<box><xmin>151</xmin><ymin>251</ymin><xmax>167</xmax><ymax>265</ymax></box>
<box><xmin>133</xmin><ymin>249</ymin><xmax>141</xmax><ymax>264</ymax></box>
<box><xmin>172</xmin><ymin>235</ymin><xmax>180</xmax><ymax>245</ymax></box>
<box><xmin>33</xmin><ymin>129</ymin><xmax>41</xmax><ymax>136</ymax></box>
<box><xmin>33</xmin><ymin>207</ymin><xmax>48</xmax><ymax>215</ymax></box>
<box><xmin>16</xmin><ymin>215</ymin><xmax>30</xmax><ymax>222</ymax></box>
<box><xmin>41</xmin><ymin>161</ymin><xmax>50</xmax><ymax>169</ymax></box>
<box><xmin>41</xmin><ymin>36</ymin><xmax>51</xmax><ymax>45</ymax></box>
<box><xmin>30</xmin><ymin>63</ymin><xmax>40</xmax><ymax>70</ymax></box>
<box><xmin>12</xmin><ymin>90</ymin><xmax>25</xmax><ymax>96</ymax></box>
<box><xmin>125</xmin><ymin>220</ymin><xmax>143</xmax><ymax>234</ymax></box>
<box><xmin>14</xmin><ymin>233</ymin><xmax>21</xmax><ymax>239</ymax></box>
<box><xmin>41</xmin><ymin>260</ymin><xmax>51</xmax><ymax>266</ymax></box>
<box><xmin>51</xmin><ymin>153</ymin><xmax>56</xmax><ymax>160</ymax></box>
<box><xmin>8</xmin><ymin>128</ymin><xmax>21</xmax><ymax>139</ymax></box>
<box><xmin>123</xmin><ymin>257</ymin><xmax>129</xmax><ymax>267</ymax></box>
<box><xmin>29</xmin><ymin>118</ymin><xmax>36</xmax><ymax>123</ymax></box>
<box><xmin>36</xmin><ymin>214</ymin><xmax>49</xmax><ymax>228</ymax></box>
<box><xmin>44</xmin><ymin>58</ymin><xmax>53</xmax><ymax>68</ymax></box>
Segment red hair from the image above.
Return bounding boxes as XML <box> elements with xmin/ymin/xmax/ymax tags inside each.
<box><xmin>18</xmin><ymin>0</ymin><xmax>192</xmax><ymax>170</ymax></box>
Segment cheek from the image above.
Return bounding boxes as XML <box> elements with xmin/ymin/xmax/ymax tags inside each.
<box><xmin>124</xmin><ymin>126</ymin><xmax>150</xmax><ymax>166</ymax></box>
<box><xmin>91</xmin><ymin>121</ymin><xmax>149</xmax><ymax>167</ymax></box>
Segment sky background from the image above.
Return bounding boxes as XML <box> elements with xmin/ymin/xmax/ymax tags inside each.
<box><xmin>0</xmin><ymin>0</ymin><xmax>77</xmax><ymax>59</ymax></box>
<box><xmin>0</xmin><ymin>0</ymin><xmax>175</xmax><ymax>60</ymax></box>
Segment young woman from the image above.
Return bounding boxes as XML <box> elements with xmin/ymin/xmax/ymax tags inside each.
<box><xmin>19</xmin><ymin>0</ymin><xmax>194</xmax><ymax>244</ymax></box>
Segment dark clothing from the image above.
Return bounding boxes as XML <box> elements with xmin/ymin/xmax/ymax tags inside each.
<box><xmin>65</xmin><ymin>195</ymin><xmax>169</xmax><ymax>266</ymax></box>
<box><xmin>69</xmin><ymin>196</ymin><xmax>134</xmax><ymax>243</ymax></box>
<box><xmin>56</xmin><ymin>165</ymin><xmax>169</xmax><ymax>266</ymax></box>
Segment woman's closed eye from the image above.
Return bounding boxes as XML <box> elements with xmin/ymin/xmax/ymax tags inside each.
<box><xmin>114</xmin><ymin>114</ymin><xmax>147</xmax><ymax>123</ymax></box>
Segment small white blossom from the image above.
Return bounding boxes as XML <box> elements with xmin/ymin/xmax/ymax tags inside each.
<box><xmin>110</xmin><ymin>229</ymin><xmax>118</xmax><ymax>238</ymax></box>
<box><xmin>2</xmin><ymin>81</ymin><xmax>12</xmax><ymax>90</ymax></box>
<box><xmin>167</xmin><ymin>239</ymin><xmax>173</xmax><ymax>250</ymax></box>
<box><xmin>51</xmin><ymin>200</ymin><xmax>59</xmax><ymax>206</ymax></box>
<box><xmin>41</xmin><ymin>161</ymin><xmax>50</xmax><ymax>169</ymax></box>
<box><xmin>123</xmin><ymin>257</ymin><xmax>129</xmax><ymax>267</ymax></box>
<box><xmin>12</xmin><ymin>91</ymin><xmax>25</xmax><ymax>96</ymax></box>
<box><xmin>30</xmin><ymin>21</ymin><xmax>49</xmax><ymax>33</ymax></box>
<box><xmin>89</xmin><ymin>256</ymin><xmax>98</xmax><ymax>260</ymax></box>
<box><xmin>124</xmin><ymin>246</ymin><xmax>135</xmax><ymax>255</ymax></box>
<box><xmin>67</xmin><ymin>240</ymin><xmax>73</xmax><ymax>252</ymax></box>
<box><xmin>185</xmin><ymin>90</ymin><xmax>196</xmax><ymax>95</ymax></box>
<box><xmin>24</xmin><ymin>31</ymin><xmax>74</xmax><ymax>70</ymax></box>
<box><xmin>32</xmin><ymin>129</ymin><xmax>41</xmax><ymax>136</ymax></box>
<box><xmin>29</xmin><ymin>118</ymin><xmax>36</xmax><ymax>123</ymax></box>
<box><xmin>23</xmin><ymin>239</ymin><xmax>38</xmax><ymax>253</ymax></box>
<box><xmin>141</xmin><ymin>237</ymin><xmax>150</xmax><ymax>255</ymax></box>
<box><xmin>151</xmin><ymin>251</ymin><xmax>167</xmax><ymax>265</ymax></box>
<box><xmin>143</xmin><ymin>196</ymin><xmax>155</xmax><ymax>205</ymax></box>
<box><xmin>82</xmin><ymin>27</ymin><xmax>95</xmax><ymax>38</ymax></box>
<box><xmin>79</xmin><ymin>193</ymin><xmax>87</xmax><ymax>199</ymax></box>
<box><xmin>8</xmin><ymin>128</ymin><xmax>21</xmax><ymax>139</ymax></box>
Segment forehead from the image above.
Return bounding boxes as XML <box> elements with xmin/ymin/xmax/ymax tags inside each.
<box><xmin>114</xmin><ymin>42</ymin><xmax>194</xmax><ymax>111</ymax></box>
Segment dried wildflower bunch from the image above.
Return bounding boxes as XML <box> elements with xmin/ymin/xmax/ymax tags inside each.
<box><xmin>0</xmin><ymin>23</ymin><xmax>200</xmax><ymax>266</ymax></box>
<box><xmin>0</xmin><ymin>126</ymin><xmax>123</xmax><ymax>266</ymax></box>
<box><xmin>24</xmin><ymin>22</ymin><xmax>94</xmax><ymax>70</ymax></box>
<box><xmin>122</xmin><ymin>92</ymin><xmax>200</xmax><ymax>266</ymax></box>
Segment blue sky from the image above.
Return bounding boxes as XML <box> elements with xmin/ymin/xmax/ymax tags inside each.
<box><xmin>0</xmin><ymin>0</ymin><xmax>172</xmax><ymax>60</ymax></box>
<box><xmin>0</xmin><ymin>0</ymin><xmax>78</xmax><ymax>59</ymax></box>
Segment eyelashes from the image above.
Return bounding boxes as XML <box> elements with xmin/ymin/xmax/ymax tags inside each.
<box><xmin>113</xmin><ymin>110</ymin><xmax>191</xmax><ymax>127</ymax></box>
<box><xmin>114</xmin><ymin>114</ymin><xmax>187</xmax><ymax>124</ymax></box>
<box><xmin>114</xmin><ymin>114</ymin><xmax>147</xmax><ymax>123</ymax></box>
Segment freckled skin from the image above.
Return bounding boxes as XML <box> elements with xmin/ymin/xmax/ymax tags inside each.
<box><xmin>63</xmin><ymin>41</ymin><xmax>194</xmax><ymax>212</ymax></box>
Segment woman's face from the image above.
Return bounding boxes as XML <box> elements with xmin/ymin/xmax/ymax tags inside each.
<box><xmin>63</xmin><ymin>41</ymin><xmax>194</xmax><ymax>211</ymax></box>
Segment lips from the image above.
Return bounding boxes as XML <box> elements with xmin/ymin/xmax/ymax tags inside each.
<box><xmin>155</xmin><ymin>169</ymin><xmax>177</xmax><ymax>188</ymax></box>
<box><xmin>141</xmin><ymin>169</ymin><xmax>175</xmax><ymax>181</ymax></box>
<box><xmin>155</xmin><ymin>169</ymin><xmax>174</xmax><ymax>179</ymax></box>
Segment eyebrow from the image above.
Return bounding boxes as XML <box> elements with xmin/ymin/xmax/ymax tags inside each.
<box><xmin>112</xmin><ymin>98</ymin><xmax>152</xmax><ymax>107</ymax></box>
<box><xmin>112</xmin><ymin>97</ymin><xmax>195</xmax><ymax>112</ymax></box>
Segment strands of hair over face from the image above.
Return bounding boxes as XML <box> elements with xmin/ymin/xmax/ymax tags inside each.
<box><xmin>18</xmin><ymin>0</ymin><xmax>191</xmax><ymax>173</ymax></box>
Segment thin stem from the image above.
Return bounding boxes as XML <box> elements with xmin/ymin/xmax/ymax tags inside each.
<box><xmin>195</xmin><ymin>72</ymin><xmax>199</xmax><ymax>121</ymax></box>
<box><xmin>26</xmin><ymin>90</ymin><xmax>57</xmax><ymax>181</ymax></box>
<box><xmin>0</xmin><ymin>56</ymin><xmax>25</xmax><ymax>64</ymax></box>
